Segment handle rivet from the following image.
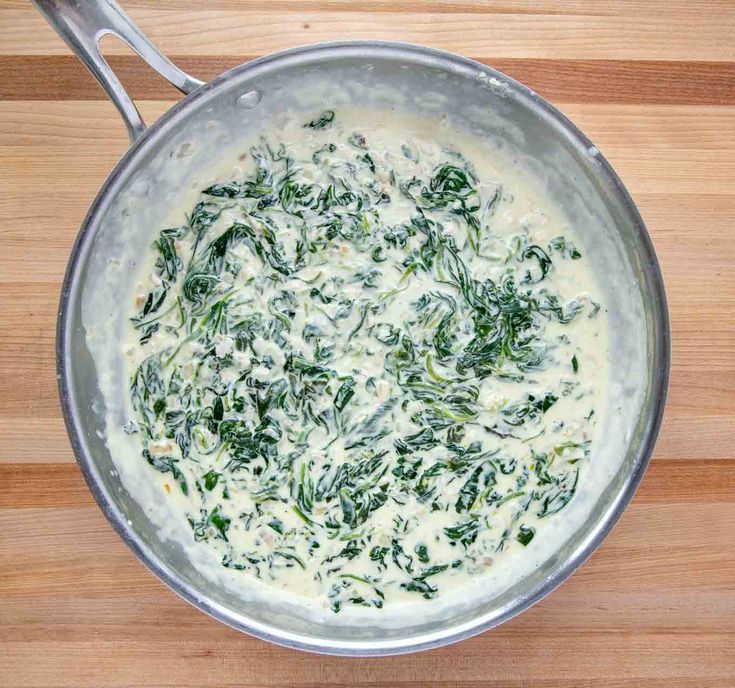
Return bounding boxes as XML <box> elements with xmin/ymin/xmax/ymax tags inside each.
<box><xmin>236</xmin><ymin>89</ymin><xmax>262</xmax><ymax>109</ymax></box>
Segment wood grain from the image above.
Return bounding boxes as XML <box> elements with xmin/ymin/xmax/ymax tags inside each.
<box><xmin>1</xmin><ymin>0</ymin><xmax>734</xmax><ymax>686</ymax></box>
<box><xmin>3</xmin><ymin>56</ymin><xmax>735</xmax><ymax>105</ymax></box>
<box><xmin>3</xmin><ymin>7</ymin><xmax>735</xmax><ymax>60</ymax></box>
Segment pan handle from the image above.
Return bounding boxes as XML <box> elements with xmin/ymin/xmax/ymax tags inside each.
<box><xmin>32</xmin><ymin>0</ymin><xmax>205</xmax><ymax>142</ymax></box>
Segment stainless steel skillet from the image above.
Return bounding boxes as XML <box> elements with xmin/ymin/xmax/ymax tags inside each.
<box><xmin>37</xmin><ymin>0</ymin><xmax>669</xmax><ymax>656</ymax></box>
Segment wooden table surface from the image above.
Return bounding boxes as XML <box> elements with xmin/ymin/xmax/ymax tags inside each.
<box><xmin>1</xmin><ymin>1</ymin><xmax>734</xmax><ymax>686</ymax></box>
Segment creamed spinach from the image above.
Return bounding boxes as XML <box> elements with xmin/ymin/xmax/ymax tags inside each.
<box><xmin>125</xmin><ymin>110</ymin><xmax>604</xmax><ymax>612</ymax></box>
